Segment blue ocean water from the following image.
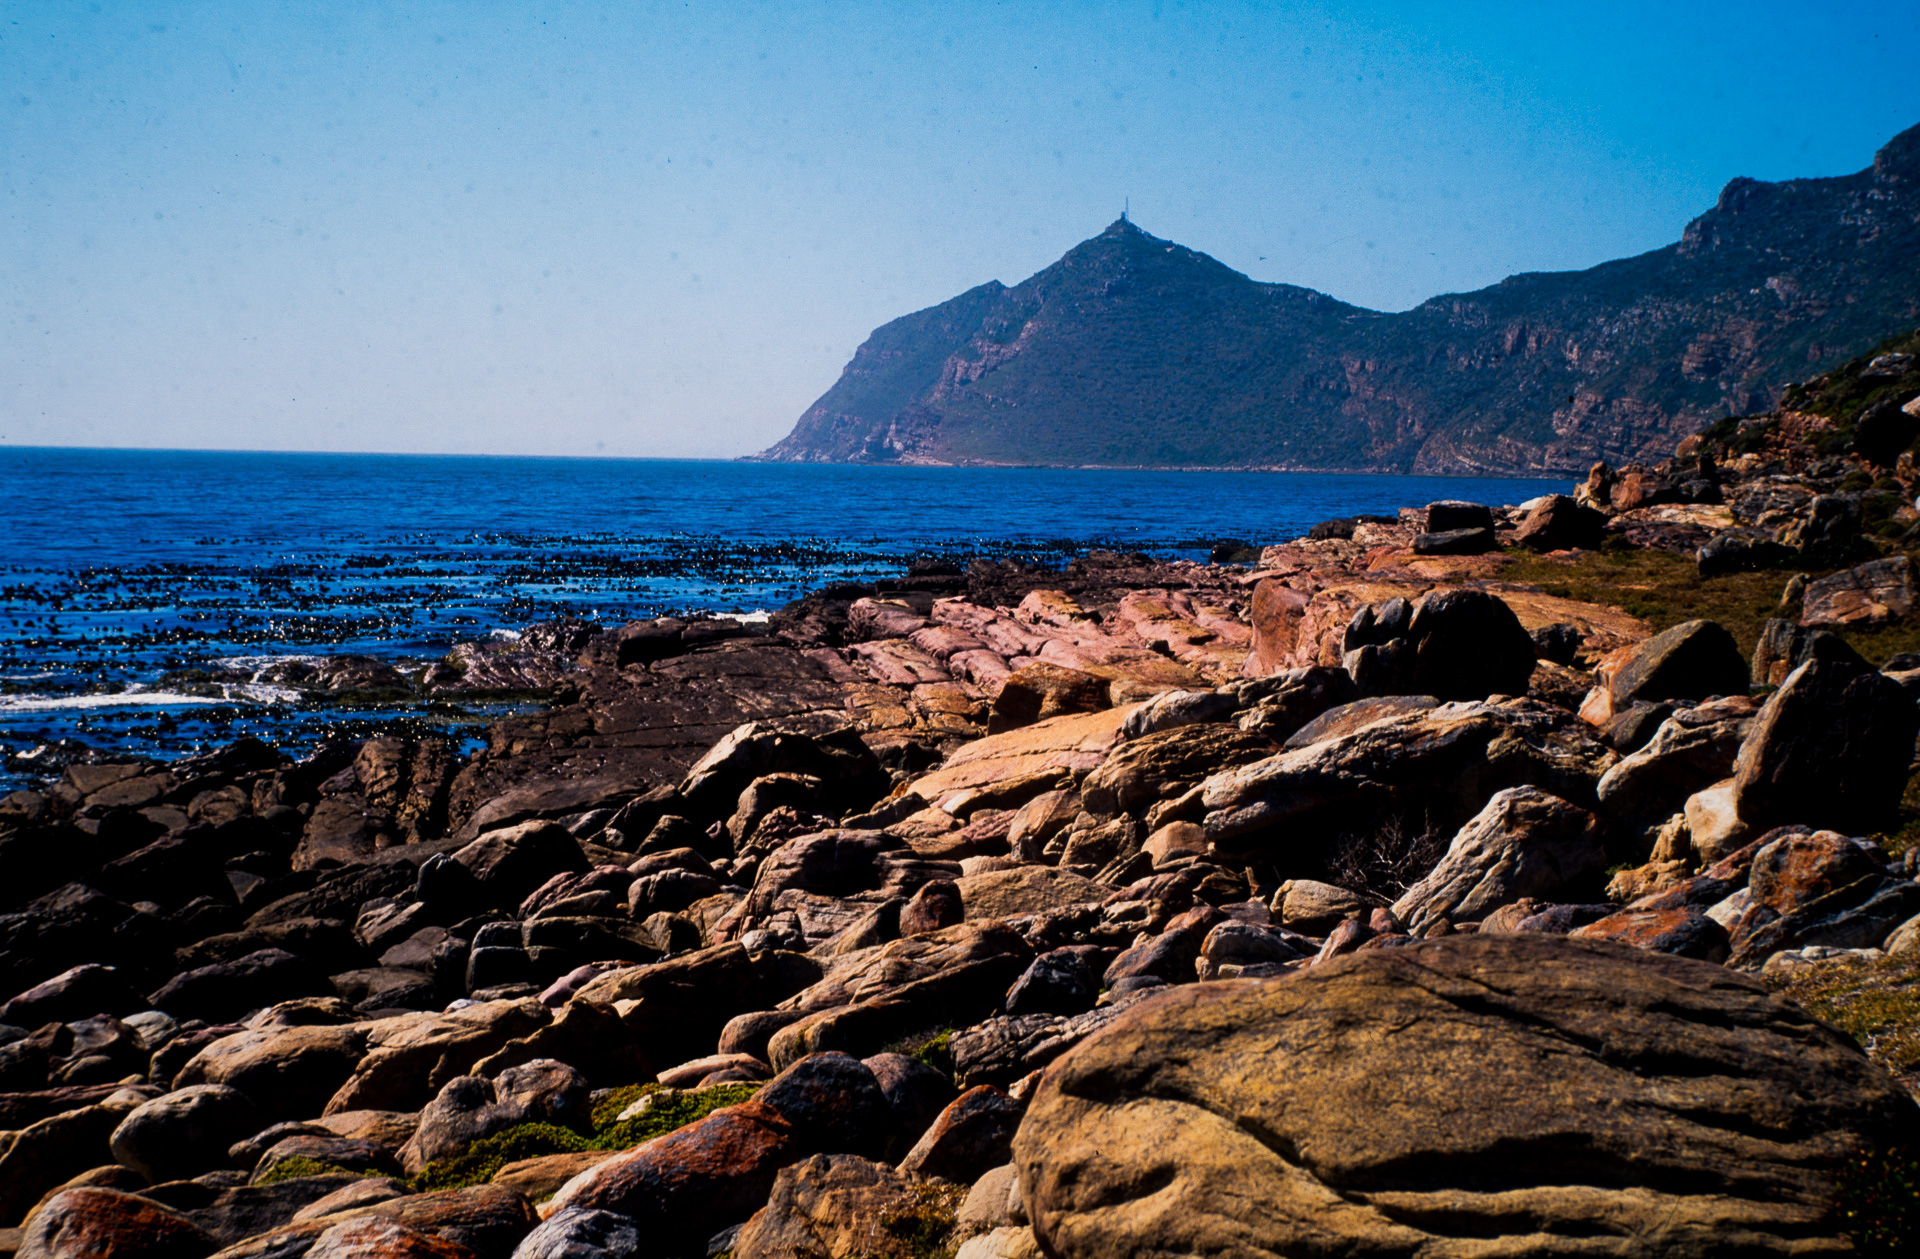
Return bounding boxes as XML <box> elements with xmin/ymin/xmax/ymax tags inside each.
<box><xmin>0</xmin><ymin>447</ymin><xmax>1564</xmax><ymax>784</ymax></box>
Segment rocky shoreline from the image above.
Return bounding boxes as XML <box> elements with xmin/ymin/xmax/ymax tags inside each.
<box><xmin>5</xmin><ymin>344</ymin><xmax>1920</xmax><ymax>1256</ymax></box>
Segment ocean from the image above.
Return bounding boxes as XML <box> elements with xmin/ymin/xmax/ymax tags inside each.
<box><xmin>0</xmin><ymin>447</ymin><xmax>1564</xmax><ymax>786</ymax></box>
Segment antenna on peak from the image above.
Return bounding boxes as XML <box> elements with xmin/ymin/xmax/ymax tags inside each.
<box><xmin>1122</xmin><ymin>197</ymin><xmax>1129</xmax><ymax>223</ymax></box>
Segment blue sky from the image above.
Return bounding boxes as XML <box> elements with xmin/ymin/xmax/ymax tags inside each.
<box><xmin>4</xmin><ymin>1</ymin><xmax>1917</xmax><ymax>457</ymax></box>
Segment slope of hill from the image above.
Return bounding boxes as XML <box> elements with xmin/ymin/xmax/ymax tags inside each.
<box><xmin>757</xmin><ymin>123</ymin><xmax>1920</xmax><ymax>474</ymax></box>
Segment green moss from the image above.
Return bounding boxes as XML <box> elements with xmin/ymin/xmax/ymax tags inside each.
<box><xmin>883</xmin><ymin>1027</ymin><xmax>956</xmax><ymax>1079</ymax></box>
<box><xmin>411</xmin><ymin>1081</ymin><xmax>765</xmax><ymax>1193</ymax></box>
<box><xmin>594</xmin><ymin>1082</ymin><xmax>761</xmax><ymax>1150</ymax></box>
<box><xmin>254</xmin><ymin>1156</ymin><xmax>384</xmax><ymax>1187</ymax></box>
<box><xmin>410</xmin><ymin>1122</ymin><xmax>597</xmax><ymax>1193</ymax></box>
<box><xmin>880</xmin><ymin>1181</ymin><xmax>968</xmax><ymax>1259</ymax></box>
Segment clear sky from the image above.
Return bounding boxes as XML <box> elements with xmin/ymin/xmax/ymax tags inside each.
<box><xmin>4</xmin><ymin>1</ymin><xmax>1917</xmax><ymax>458</ymax></box>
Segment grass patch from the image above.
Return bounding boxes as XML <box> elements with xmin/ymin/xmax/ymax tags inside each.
<box><xmin>254</xmin><ymin>1157</ymin><xmax>386</xmax><ymax>1187</ymax></box>
<box><xmin>1766</xmin><ymin>950</ymin><xmax>1920</xmax><ymax>1088</ymax></box>
<box><xmin>410</xmin><ymin>1081</ymin><xmax>764</xmax><ymax>1193</ymax></box>
<box><xmin>1495</xmin><ymin>546</ymin><xmax>1920</xmax><ymax>665</ymax></box>
<box><xmin>1834</xmin><ymin>1144</ymin><xmax>1920</xmax><ymax>1257</ymax></box>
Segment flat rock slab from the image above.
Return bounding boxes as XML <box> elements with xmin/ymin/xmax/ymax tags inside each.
<box><xmin>911</xmin><ymin>707</ymin><xmax>1135</xmax><ymax>800</ymax></box>
<box><xmin>1014</xmin><ymin>933</ymin><xmax>1917</xmax><ymax>1258</ymax></box>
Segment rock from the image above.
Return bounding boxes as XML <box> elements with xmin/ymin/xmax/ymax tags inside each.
<box><xmin>1003</xmin><ymin>952</ymin><xmax>1098</xmax><ymax>1017</ymax></box>
<box><xmin>862</xmin><ymin>1052</ymin><xmax>958</xmax><ymax>1160</ymax></box>
<box><xmin>0</xmin><ymin>1096</ymin><xmax>144</xmax><ymax>1225</ymax></box>
<box><xmin>1391</xmin><ymin>787</ymin><xmax>1606</xmax><ymax>934</ymax></box>
<box><xmin>899</xmin><ymin>880</ymin><xmax>964</xmax><ymax>937</ymax></box>
<box><xmin>1424</xmin><ymin>501</ymin><xmax>1496</xmax><ymax>533</ymax></box>
<box><xmin>322</xmin><ymin>999</ymin><xmax>551</xmax><ymax>1116</ymax></box>
<box><xmin>731</xmin><ymin>1154</ymin><xmax>936</xmax><ymax>1259</ymax></box>
<box><xmin>1273</xmin><ymin>879</ymin><xmax>1375</xmax><ymax>934</ymax></box>
<box><xmin>1194</xmin><ymin>920</ymin><xmax>1312</xmax><ymax>978</ymax></box>
<box><xmin>291</xmin><ymin>1177</ymin><xmax>413</xmax><ymax>1223</ymax></box>
<box><xmin>678</xmin><ymin>723</ymin><xmax>887</xmax><ymax>825</ymax></box>
<box><xmin>1747</xmin><ymin>832</ymin><xmax>1885</xmax><ymax>917</ymax></box>
<box><xmin>1205</xmin><ymin>700</ymin><xmax>1613</xmax><ymax>860</ymax></box>
<box><xmin>956</xmin><ymin>867</ymin><xmax>1109</xmax><ymax>919</ymax></box>
<box><xmin>1732</xmin><ymin>658</ymin><xmax>1920</xmax><ymax>834</ymax></box>
<box><xmin>1103</xmin><ymin>906</ymin><xmax>1220</xmax><ymax>987</ymax></box>
<box><xmin>0</xmin><ymin>965</ymin><xmax>149</xmax><ymax>1028</ymax></box>
<box><xmin>451</xmin><ymin>822</ymin><xmax>590</xmax><ymax>911</ymax></box>
<box><xmin>987</xmin><ymin>664</ymin><xmax>1111</xmax><ymax>734</ymax></box>
<box><xmin>1583</xmin><ymin>619</ymin><xmax>1749</xmax><ymax>726</ymax></box>
<box><xmin>509</xmin><ymin>1207</ymin><xmax>643</xmax><ymax>1258</ymax></box>
<box><xmin>173</xmin><ymin>1024</ymin><xmax>369</xmax><ymax>1124</ymax></box>
<box><xmin>401</xmin><ymin>1059</ymin><xmax>590</xmax><ymax>1174</ymax></box>
<box><xmin>1014</xmin><ymin>934</ymin><xmax>1920</xmax><ymax>1259</ymax></box>
<box><xmin>1513</xmin><ymin>494</ymin><xmax>1606</xmax><ymax>551</ymax></box>
<box><xmin>1344</xmin><ymin>590</ymin><xmax>1536</xmax><ymax>702</ymax></box>
<box><xmin>109</xmin><ymin>1084</ymin><xmax>258</xmax><ymax>1183</ymax></box>
<box><xmin>1140</xmin><ymin>821</ymin><xmax>1208</xmax><ymax>868</ymax></box>
<box><xmin>1281</xmin><ymin>695</ymin><xmax>1437</xmax><ymax>748</ymax></box>
<box><xmin>150</xmin><ymin>949</ymin><xmax>328</xmax><ymax>1025</ymax></box>
<box><xmin>1800</xmin><ymin>555</ymin><xmax>1918</xmax><ymax>627</ymax></box>
<box><xmin>544</xmin><ymin>1052</ymin><xmax>887</xmax><ymax>1255</ymax></box>
<box><xmin>1081</xmin><ymin>725</ymin><xmax>1275</xmax><ymax>819</ymax></box>
<box><xmin>1750</xmin><ymin>620</ymin><xmax>1867</xmax><ymax>688</ymax></box>
<box><xmin>16</xmin><ymin>1187</ymin><xmax>215</xmax><ymax>1259</ymax></box>
<box><xmin>899</xmin><ymin>1086</ymin><xmax>1024</xmax><ymax>1184</ymax></box>
<box><xmin>1004</xmin><ymin>791</ymin><xmax>1081</xmax><ymax>863</ymax></box>
<box><xmin>251</xmin><ymin>1133</ymin><xmax>400</xmax><ymax>1183</ymax></box>
<box><xmin>1230</xmin><ymin>666</ymin><xmax>1357</xmax><ymax>743</ymax></box>
<box><xmin>1411</xmin><ymin>526</ymin><xmax>1494</xmax><ymax>556</ymax></box>
<box><xmin>1594</xmin><ymin>699</ymin><xmax>1755</xmax><ymax>844</ymax></box>
<box><xmin>1568</xmin><ymin>908</ymin><xmax>1730</xmax><ymax>962</ymax></box>
<box><xmin>1117</xmin><ymin>689</ymin><xmax>1237</xmax><ymax>740</ymax></box>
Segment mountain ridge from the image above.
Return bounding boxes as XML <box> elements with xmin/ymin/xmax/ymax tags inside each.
<box><xmin>756</xmin><ymin>122</ymin><xmax>1920</xmax><ymax>474</ymax></box>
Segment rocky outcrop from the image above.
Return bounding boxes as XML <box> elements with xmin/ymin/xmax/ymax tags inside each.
<box><xmin>1013</xmin><ymin>934</ymin><xmax>1918</xmax><ymax>1257</ymax></box>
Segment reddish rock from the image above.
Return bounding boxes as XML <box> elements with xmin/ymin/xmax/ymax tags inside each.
<box><xmin>899</xmin><ymin>1086</ymin><xmax>1025</xmax><ymax>1184</ymax></box>
<box><xmin>1747</xmin><ymin>832</ymin><xmax>1885</xmax><ymax>917</ymax></box>
<box><xmin>1570</xmin><ymin>909</ymin><xmax>1730</xmax><ymax>962</ymax></box>
<box><xmin>16</xmin><ymin>1187</ymin><xmax>214</xmax><ymax>1259</ymax></box>
<box><xmin>899</xmin><ymin>880</ymin><xmax>965</xmax><ymax>936</ymax></box>
<box><xmin>1800</xmin><ymin>555</ymin><xmax>1917</xmax><ymax>627</ymax></box>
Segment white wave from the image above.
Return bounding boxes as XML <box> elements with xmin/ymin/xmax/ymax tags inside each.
<box><xmin>489</xmin><ymin>628</ymin><xmax>524</xmax><ymax>642</ymax></box>
<box><xmin>0</xmin><ymin>690</ymin><xmax>228</xmax><ymax>713</ymax></box>
<box><xmin>713</xmin><ymin>610</ymin><xmax>771</xmax><ymax>624</ymax></box>
<box><xmin>0</xmin><ymin>671</ymin><xmax>64</xmax><ymax>682</ymax></box>
<box><xmin>210</xmin><ymin>653</ymin><xmax>331</xmax><ymax>671</ymax></box>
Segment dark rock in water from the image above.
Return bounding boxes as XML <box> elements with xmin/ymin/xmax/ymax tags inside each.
<box><xmin>1013</xmin><ymin>934</ymin><xmax>1920</xmax><ymax>1258</ymax></box>
<box><xmin>1411</xmin><ymin>526</ymin><xmax>1494</xmax><ymax>556</ymax></box>
<box><xmin>1732</xmin><ymin>657</ymin><xmax>1920</xmax><ymax>835</ymax></box>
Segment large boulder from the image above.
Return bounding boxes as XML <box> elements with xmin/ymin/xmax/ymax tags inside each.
<box><xmin>1581</xmin><ymin>620</ymin><xmax>1748</xmax><ymax>725</ymax></box>
<box><xmin>1013</xmin><ymin>934</ymin><xmax>1920</xmax><ymax>1258</ymax></box>
<box><xmin>173</xmin><ymin>1024</ymin><xmax>369</xmax><ymax>1124</ymax></box>
<box><xmin>731</xmin><ymin>1153</ymin><xmax>937</xmax><ymax>1259</ymax></box>
<box><xmin>449</xmin><ymin>822</ymin><xmax>590</xmax><ymax>911</ymax></box>
<box><xmin>16</xmin><ymin>1187</ymin><xmax>215</xmax><ymax>1259</ymax></box>
<box><xmin>1391</xmin><ymin>787</ymin><xmax>1606</xmax><ymax>934</ymax></box>
<box><xmin>109</xmin><ymin>1083</ymin><xmax>258</xmax><ymax>1183</ymax></box>
<box><xmin>1080</xmin><ymin>725</ymin><xmax>1275</xmax><ymax>819</ymax></box>
<box><xmin>1800</xmin><ymin>555</ymin><xmax>1918</xmax><ymax>627</ymax></box>
<box><xmin>1341</xmin><ymin>589</ymin><xmax>1536</xmax><ymax>702</ymax></box>
<box><xmin>400</xmin><ymin>1058</ymin><xmax>590</xmax><ymax>1173</ymax></box>
<box><xmin>1513</xmin><ymin>494</ymin><xmax>1606</xmax><ymax>552</ymax></box>
<box><xmin>1732</xmin><ymin>658</ymin><xmax>1920</xmax><ymax>835</ymax></box>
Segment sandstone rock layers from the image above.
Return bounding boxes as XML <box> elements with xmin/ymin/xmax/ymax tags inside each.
<box><xmin>1014</xmin><ymin>934</ymin><xmax>1916</xmax><ymax>1258</ymax></box>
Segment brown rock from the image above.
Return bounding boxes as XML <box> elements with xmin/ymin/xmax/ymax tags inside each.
<box><xmin>899</xmin><ymin>1086</ymin><xmax>1025</xmax><ymax>1184</ymax></box>
<box><xmin>1390</xmin><ymin>786</ymin><xmax>1606</xmax><ymax>935</ymax></box>
<box><xmin>956</xmin><ymin>867</ymin><xmax>1109</xmax><ymax>919</ymax></box>
<box><xmin>987</xmin><ymin>663</ymin><xmax>1111</xmax><ymax>733</ymax></box>
<box><xmin>1014</xmin><ymin>934</ymin><xmax>1919</xmax><ymax>1258</ymax></box>
<box><xmin>1568</xmin><ymin>908</ymin><xmax>1730</xmax><ymax>962</ymax></box>
<box><xmin>1732</xmin><ymin>657</ymin><xmax>1920</xmax><ymax>834</ymax></box>
<box><xmin>732</xmin><ymin>1153</ymin><xmax>939</xmax><ymax>1259</ymax></box>
<box><xmin>1800</xmin><ymin>555</ymin><xmax>1917</xmax><ymax>627</ymax></box>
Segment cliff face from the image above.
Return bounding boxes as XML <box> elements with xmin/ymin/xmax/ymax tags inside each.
<box><xmin>756</xmin><ymin>123</ymin><xmax>1920</xmax><ymax>474</ymax></box>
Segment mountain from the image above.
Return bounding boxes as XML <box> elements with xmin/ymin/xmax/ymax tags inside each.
<box><xmin>755</xmin><ymin>123</ymin><xmax>1920</xmax><ymax>474</ymax></box>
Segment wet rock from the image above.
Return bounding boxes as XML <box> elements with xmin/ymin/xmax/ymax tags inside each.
<box><xmin>1732</xmin><ymin>657</ymin><xmax>1920</xmax><ymax>835</ymax></box>
<box><xmin>1391</xmin><ymin>787</ymin><xmax>1606</xmax><ymax>935</ymax></box>
<box><xmin>1014</xmin><ymin>934</ymin><xmax>1920</xmax><ymax>1259</ymax></box>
